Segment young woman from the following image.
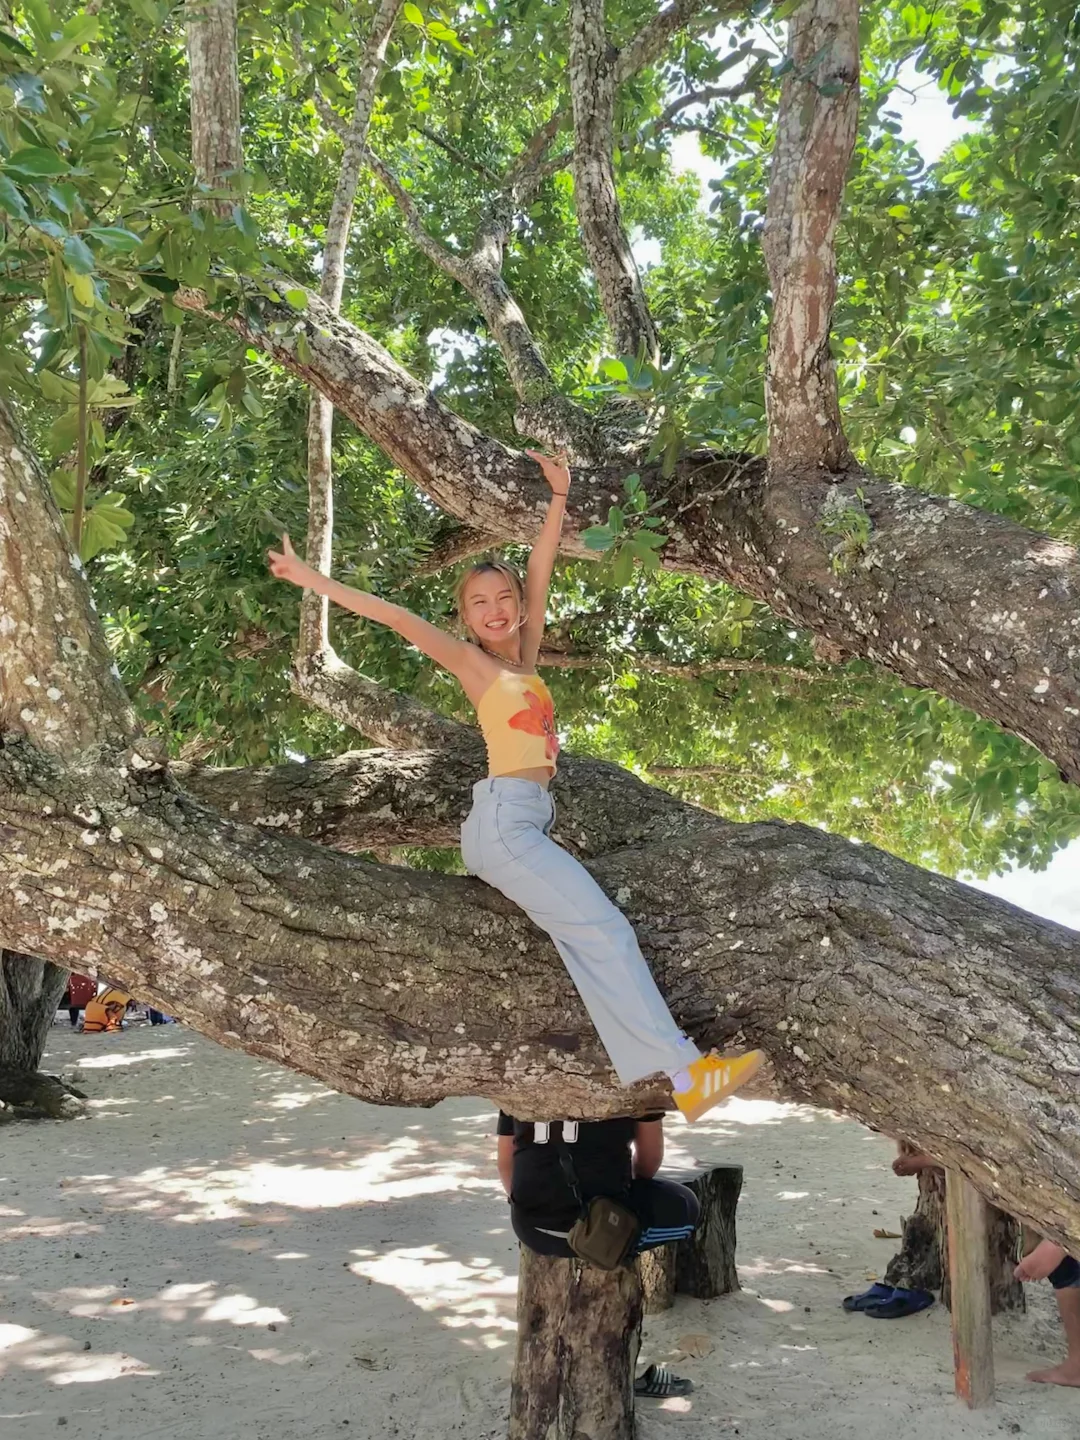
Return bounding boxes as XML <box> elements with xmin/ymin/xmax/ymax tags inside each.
<box><xmin>267</xmin><ymin>449</ymin><xmax>764</xmax><ymax>1121</ymax></box>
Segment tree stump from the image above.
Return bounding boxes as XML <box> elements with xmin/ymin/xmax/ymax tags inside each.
<box><xmin>885</xmin><ymin>1162</ymin><xmax>1023</xmax><ymax>1314</ymax></box>
<box><xmin>639</xmin><ymin>1165</ymin><xmax>743</xmax><ymax>1315</ymax></box>
<box><xmin>509</xmin><ymin>1247</ymin><xmax>642</xmax><ymax>1440</ymax></box>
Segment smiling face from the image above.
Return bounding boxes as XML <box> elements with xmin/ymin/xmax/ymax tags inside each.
<box><xmin>457</xmin><ymin>563</ymin><xmax>525</xmax><ymax>654</ymax></box>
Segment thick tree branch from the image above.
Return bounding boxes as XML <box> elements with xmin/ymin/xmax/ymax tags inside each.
<box><xmin>569</xmin><ymin>0</ymin><xmax>660</xmax><ymax>365</ymax></box>
<box><xmin>4</xmin><ymin>738</ymin><xmax>1080</xmax><ymax>1250</ymax></box>
<box><xmin>616</xmin><ymin>0</ymin><xmax>734</xmax><ymax>84</ymax></box>
<box><xmin>414</xmin><ymin>523</ymin><xmax>500</xmax><ymax>576</ymax></box>
<box><xmin>0</xmin><ymin>401</ymin><xmax>138</xmax><ymax>757</ymax></box>
<box><xmin>185</xmin><ymin>0</ymin><xmax>242</xmax><ymax>219</ymax></box>
<box><xmin>178</xmin><ymin>739</ymin><xmax>713</xmax><ymax>860</ymax></box>
<box><xmin>763</xmin><ymin>0</ymin><xmax>860</xmax><ymax>471</ymax></box>
<box><xmin>291</xmin><ymin>648</ymin><xmax>469</xmax><ymax>750</ymax></box>
<box><xmin>174</xmin><ymin>288</ymin><xmax>1080</xmax><ymax>787</ymax></box>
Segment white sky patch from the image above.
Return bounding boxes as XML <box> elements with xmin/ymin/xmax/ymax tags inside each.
<box><xmin>962</xmin><ymin>840</ymin><xmax>1080</xmax><ymax>932</ymax></box>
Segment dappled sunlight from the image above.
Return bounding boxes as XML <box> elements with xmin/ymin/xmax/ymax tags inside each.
<box><xmin>56</xmin><ymin>1134</ymin><xmax>502</xmax><ymax>1224</ymax></box>
<box><xmin>739</xmin><ymin>1255</ymin><xmax>832</xmax><ymax>1280</ymax></box>
<box><xmin>0</xmin><ymin>1217</ymin><xmax>101</xmax><ymax>1242</ymax></box>
<box><xmin>36</xmin><ymin>1279</ymin><xmax>288</xmax><ymax>1330</ymax></box>
<box><xmin>350</xmin><ymin>1245</ymin><xmax>517</xmax><ymax>1348</ymax></box>
<box><xmin>0</xmin><ymin>1325</ymin><xmax>157</xmax><ymax>1386</ymax></box>
<box><xmin>75</xmin><ymin>1047</ymin><xmax>191</xmax><ymax>1071</ymax></box>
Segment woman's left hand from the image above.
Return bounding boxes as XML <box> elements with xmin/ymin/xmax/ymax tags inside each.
<box><xmin>525</xmin><ymin>449</ymin><xmax>571</xmax><ymax>496</ymax></box>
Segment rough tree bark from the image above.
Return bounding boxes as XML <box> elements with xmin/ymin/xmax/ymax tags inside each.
<box><xmin>0</xmin><ymin>952</ymin><xmax>67</xmax><ymax>1072</ymax></box>
<box><xmin>185</xmin><ymin>0</ymin><xmax>242</xmax><ymax>219</ymax></box>
<box><xmin>569</xmin><ymin>0</ymin><xmax>660</xmax><ymax>365</ymax></box>
<box><xmin>762</xmin><ymin>0</ymin><xmax>859</xmax><ymax>472</ymax></box>
<box><xmin>510</xmin><ymin>1249</ymin><xmax>641</xmax><ymax>1440</ymax></box>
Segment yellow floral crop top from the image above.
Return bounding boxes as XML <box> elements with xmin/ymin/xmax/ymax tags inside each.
<box><xmin>476</xmin><ymin>671</ymin><xmax>560</xmax><ymax>775</ymax></box>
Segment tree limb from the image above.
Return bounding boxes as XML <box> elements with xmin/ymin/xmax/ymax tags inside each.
<box><xmin>185</xmin><ymin>0</ymin><xmax>242</xmax><ymax>220</ymax></box>
<box><xmin>616</xmin><ymin>0</ymin><xmax>737</xmax><ymax>84</ymax></box>
<box><xmin>5</xmin><ymin>737</ymin><xmax>1080</xmax><ymax>1250</ymax></box>
<box><xmin>763</xmin><ymin>0</ymin><xmax>860</xmax><ymax>471</ymax></box>
<box><xmin>413</xmin><ymin>524</ymin><xmax>500</xmax><ymax>576</ymax></box>
<box><xmin>569</xmin><ymin>0</ymin><xmax>660</xmax><ymax>365</ymax></box>
<box><xmin>0</xmin><ymin>401</ymin><xmax>139</xmax><ymax>758</ymax></box>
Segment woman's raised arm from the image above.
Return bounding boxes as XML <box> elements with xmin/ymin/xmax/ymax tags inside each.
<box><xmin>519</xmin><ymin>450</ymin><xmax>570</xmax><ymax>669</ymax></box>
<box><xmin>267</xmin><ymin>534</ymin><xmax>484</xmax><ymax>687</ymax></box>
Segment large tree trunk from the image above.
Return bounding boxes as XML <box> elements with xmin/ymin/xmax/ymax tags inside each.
<box><xmin>185</xmin><ymin>0</ymin><xmax>242</xmax><ymax>219</ymax></box>
<box><xmin>4</xmin><ymin>727</ymin><xmax>1080</xmax><ymax>1247</ymax></box>
<box><xmin>0</xmin><ymin>952</ymin><xmax>67</xmax><ymax>1071</ymax></box>
<box><xmin>510</xmin><ymin>1249</ymin><xmax>641</xmax><ymax>1440</ymax></box>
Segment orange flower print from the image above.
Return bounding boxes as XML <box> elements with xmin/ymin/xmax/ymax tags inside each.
<box><xmin>508</xmin><ymin>685</ymin><xmax>560</xmax><ymax>762</ymax></box>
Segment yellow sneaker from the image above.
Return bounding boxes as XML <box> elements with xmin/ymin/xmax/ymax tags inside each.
<box><xmin>672</xmin><ymin>1050</ymin><xmax>766</xmax><ymax>1123</ymax></box>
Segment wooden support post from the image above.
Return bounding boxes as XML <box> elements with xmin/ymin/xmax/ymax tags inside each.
<box><xmin>509</xmin><ymin>1247</ymin><xmax>642</xmax><ymax>1440</ymax></box>
<box><xmin>639</xmin><ymin>1165</ymin><xmax>743</xmax><ymax>1315</ymax></box>
<box><xmin>945</xmin><ymin>1169</ymin><xmax>995</xmax><ymax>1409</ymax></box>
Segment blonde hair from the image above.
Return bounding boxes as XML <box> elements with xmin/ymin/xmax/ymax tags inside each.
<box><xmin>453</xmin><ymin>558</ymin><xmax>527</xmax><ymax>644</ymax></box>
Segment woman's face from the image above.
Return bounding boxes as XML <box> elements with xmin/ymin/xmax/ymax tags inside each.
<box><xmin>461</xmin><ymin>569</ymin><xmax>521</xmax><ymax>645</ymax></box>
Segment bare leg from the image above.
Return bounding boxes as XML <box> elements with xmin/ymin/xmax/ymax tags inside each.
<box><xmin>1027</xmin><ymin>1288</ymin><xmax>1080</xmax><ymax>1387</ymax></box>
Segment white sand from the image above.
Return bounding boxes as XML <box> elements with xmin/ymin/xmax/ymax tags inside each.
<box><xmin>2</xmin><ymin>1023</ymin><xmax>1076</xmax><ymax>1440</ymax></box>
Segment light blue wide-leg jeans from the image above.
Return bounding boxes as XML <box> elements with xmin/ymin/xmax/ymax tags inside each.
<box><xmin>461</xmin><ymin>777</ymin><xmax>700</xmax><ymax>1086</ymax></box>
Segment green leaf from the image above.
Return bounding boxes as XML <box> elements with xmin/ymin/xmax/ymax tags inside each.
<box><xmin>581</xmin><ymin>525</ymin><xmax>614</xmax><ymax>552</ymax></box>
<box><xmin>63</xmin><ymin>234</ymin><xmax>95</xmax><ymax>275</ymax></box>
<box><xmin>600</xmin><ymin>358</ymin><xmax>628</xmax><ymax>382</ymax></box>
<box><xmin>403</xmin><ymin>2</ymin><xmax>425</xmax><ymax>23</ymax></box>
<box><xmin>284</xmin><ymin>288</ymin><xmax>308</xmax><ymax>310</ymax></box>
<box><xmin>70</xmin><ymin>269</ymin><xmax>96</xmax><ymax>307</ymax></box>
<box><xmin>607</xmin><ymin>505</ymin><xmax>624</xmax><ymax>535</ymax></box>
<box><xmin>86</xmin><ymin>226</ymin><xmax>143</xmax><ymax>252</ymax></box>
<box><xmin>39</xmin><ymin>369</ymin><xmax>80</xmax><ymax>403</ymax></box>
<box><xmin>610</xmin><ymin>544</ymin><xmax>635</xmax><ymax>588</ymax></box>
<box><xmin>4</xmin><ymin>146</ymin><xmax>70</xmax><ymax>178</ymax></box>
<box><xmin>49</xmin><ymin>467</ymin><xmax>77</xmax><ymax>508</ymax></box>
<box><xmin>0</xmin><ymin>175</ymin><xmax>28</xmax><ymax>220</ymax></box>
<box><xmin>232</xmin><ymin>205</ymin><xmax>259</xmax><ymax>241</ymax></box>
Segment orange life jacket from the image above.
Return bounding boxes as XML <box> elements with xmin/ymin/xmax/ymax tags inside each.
<box><xmin>82</xmin><ymin>988</ymin><xmax>130</xmax><ymax>1033</ymax></box>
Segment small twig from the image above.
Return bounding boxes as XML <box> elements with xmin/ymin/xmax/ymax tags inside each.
<box><xmin>412</xmin><ymin>123</ymin><xmax>500</xmax><ymax>181</ymax></box>
<box><xmin>72</xmin><ymin>325</ymin><xmax>89</xmax><ymax>556</ymax></box>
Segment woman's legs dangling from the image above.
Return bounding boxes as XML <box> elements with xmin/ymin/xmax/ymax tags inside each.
<box><xmin>462</xmin><ymin>779</ymin><xmax>765</xmax><ymax>1114</ymax></box>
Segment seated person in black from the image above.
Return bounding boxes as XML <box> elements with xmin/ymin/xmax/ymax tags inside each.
<box><xmin>496</xmin><ymin>1111</ymin><xmax>700</xmax><ymax>1258</ymax></box>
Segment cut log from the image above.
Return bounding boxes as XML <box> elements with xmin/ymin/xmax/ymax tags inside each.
<box><xmin>509</xmin><ymin>1247</ymin><xmax>642</xmax><ymax>1440</ymax></box>
<box><xmin>639</xmin><ymin>1165</ymin><xmax>743</xmax><ymax>1315</ymax></box>
<box><xmin>946</xmin><ymin>1169</ymin><xmax>996</xmax><ymax>1409</ymax></box>
<box><xmin>885</xmin><ymin>1161</ymin><xmax>1023</xmax><ymax>1315</ymax></box>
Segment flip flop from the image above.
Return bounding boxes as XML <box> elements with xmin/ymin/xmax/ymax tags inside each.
<box><xmin>634</xmin><ymin>1364</ymin><xmax>694</xmax><ymax>1398</ymax></box>
<box><xmin>842</xmin><ymin>1282</ymin><xmax>895</xmax><ymax>1312</ymax></box>
<box><xmin>865</xmin><ymin>1287</ymin><xmax>935</xmax><ymax>1319</ymax></box>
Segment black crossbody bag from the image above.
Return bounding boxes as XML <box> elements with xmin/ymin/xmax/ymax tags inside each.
<box><xmin>555</xmin><ymin>1138</ymin><xmax>640</xmax><ymax>1270</ymax></box>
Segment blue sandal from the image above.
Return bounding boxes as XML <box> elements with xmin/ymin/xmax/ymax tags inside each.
<box><xmin>865</xmin><ymin>1287</ymin><xmax>934</xmax><ymax>1319</ymax></box>
<box><xmin>842</xmin><ymin>1282</ymin><xmax>895</xmax><ymax>1312</ymax></box>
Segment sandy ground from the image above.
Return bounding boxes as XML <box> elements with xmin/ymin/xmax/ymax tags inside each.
<box><xmin>1</xmin><ymin>1024</ymin><xmax>1076</xmax><ymax>1440</ymax></box>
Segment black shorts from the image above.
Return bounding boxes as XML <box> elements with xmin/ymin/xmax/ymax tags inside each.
<box><xmin>1049</xmin><ymin>1255</ymin><xmax>1080</xmax><ymax>1289</ymax></box>
<box><xmin>511</xmin><ymin>1176</ymin><xmax>701</xmax><ymax>1259</ymax></box>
